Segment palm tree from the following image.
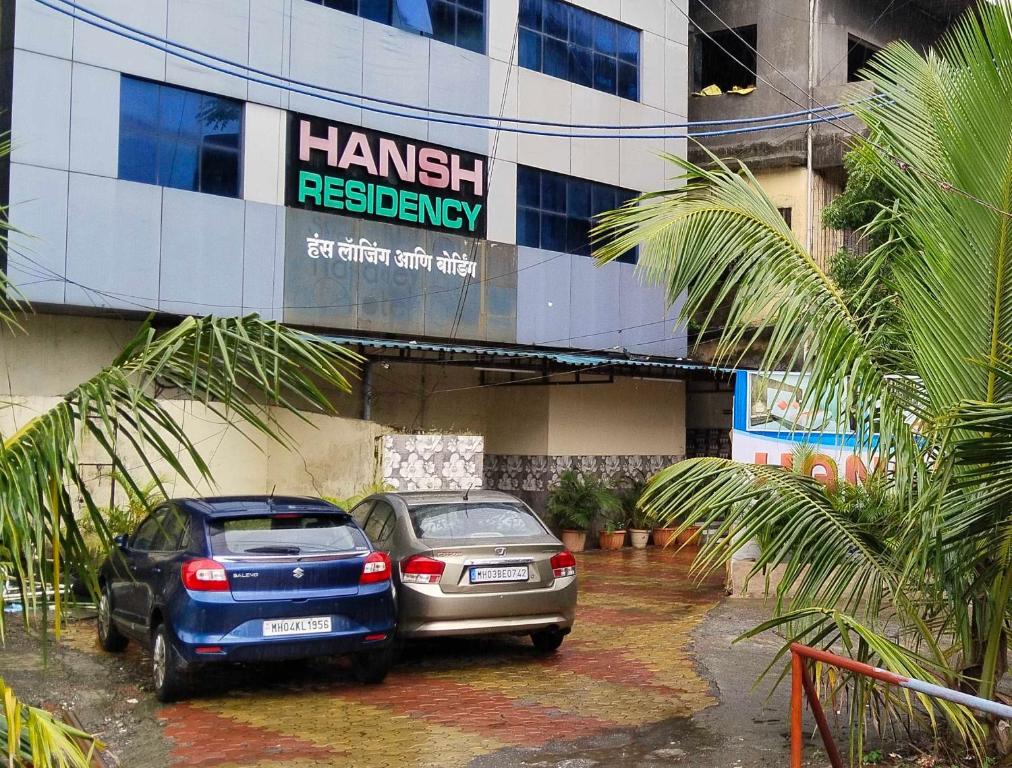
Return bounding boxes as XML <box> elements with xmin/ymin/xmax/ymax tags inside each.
<box><xmin>597</xmin><ymin>2</ymin><xmax>1012</xmax><ymax>758</ymax></box>
<box><xmin>0</xmin><ymin>269</ymin><xmax>360</xmax><ymax>760</ymax></box>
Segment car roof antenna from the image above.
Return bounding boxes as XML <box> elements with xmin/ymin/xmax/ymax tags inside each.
<box><xmin>463</xmin><ymin>482</ymin><xmax>474</xmax><ymax>502</ymax></box>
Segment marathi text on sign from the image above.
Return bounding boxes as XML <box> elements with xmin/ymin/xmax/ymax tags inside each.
<box><xmin>306</xmin><ymin>234</ymin><xmax>477</xmax><ymax>278</ymax></box>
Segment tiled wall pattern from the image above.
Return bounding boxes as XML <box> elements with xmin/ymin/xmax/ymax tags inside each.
<box><xmin>381</xmin><ymin>434</ymin><xmax>484</xmax><ymax>491</ymax></box>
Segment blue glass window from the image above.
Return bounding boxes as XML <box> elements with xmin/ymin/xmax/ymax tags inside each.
<box><xmin>118</xmin><ymin>76</ymin><xmax>242</xmax><ymax>198</ymax></box>
<box><xmin>519</xmin><ymin>0</ymin><xmax>639</xmax><ymax>99</ymax></box>
<box><xmin>516</xmin><ymin>166</ymin><xmax>638</xmax><ymax>262</ymax></box>
<box><xmin>306</xmin><ymin>0</ymin><xmax>485</xmax><ymax>54</ymax></box>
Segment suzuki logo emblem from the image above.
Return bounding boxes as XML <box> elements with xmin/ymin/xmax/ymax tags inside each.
<box><xmin>494</xmin><ymin>547</ymin><xmax>507</xmax><ymax>557</ymax></box>
<box><xmin>292</xmin><ymin>567</ymin><xmax>305</xmax><ymax>579</ymax></box>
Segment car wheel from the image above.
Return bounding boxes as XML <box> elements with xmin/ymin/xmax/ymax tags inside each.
<box><xmin>152</xmin><ymin>624</ymin><xmax>189</xmax><ymax>703</ymax></box>
<box><xmin>97</xmin><ymin>587</ymin><xmax>128</xmax><ymax>652</ymax></box>
<box><xmin>531</xmin><ymin>629</ymin><xmax>565</xmax><ymax>653</ymax></box>
<box><xmin>353</xmin><ymin>647</ymin><xmax>393</xmax><ymax>685</ymax></box>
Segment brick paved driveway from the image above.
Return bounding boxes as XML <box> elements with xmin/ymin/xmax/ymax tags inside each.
<box><xmin>72</xmin><ymin>548</ymin><xmax>724</xmax><ymax>767</ymax></box>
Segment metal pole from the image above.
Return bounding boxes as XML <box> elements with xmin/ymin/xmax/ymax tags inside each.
<box><xmin>791</xmin><ymin>651</ymin><xmax>804</xmax><ymax>768</ymax></box>
<box><xmin>361</xmin><ymin>360</ymin><xmax>374</xmax><ymax>421</ymax></box>
<box><xmin>800</xmin><ymin>657</ymin><xmax>846</xmax><ymax>768</ymax></box>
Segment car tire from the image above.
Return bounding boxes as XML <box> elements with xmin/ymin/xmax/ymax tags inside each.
<box><xmin>353</xmin><ymin>647</ymin><xmax>393</xmax><ymax>685</ymax></box>
<box><xmin>531</xmin><ymin>629</ymin><xmax>565</xmax><ymax>653</ymax></box>
<box><xmin>152</xmin><ymin>624</ymin><xmax>189</xmax><ymax>703</ymax></box>
<box><xmin>97</xmin><ymin>587</ymin><xmax>128</xmax><ymax>653</ymax></box>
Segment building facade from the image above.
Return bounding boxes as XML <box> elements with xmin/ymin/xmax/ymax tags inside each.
<box><xmin>687</xmin><ymin>0</ymin><xmax>970</xmax><ymax>267</ymax></box>
<box><xmin>1</xmin><ymin>0</ymin><xmax>706</xmax><ymax>508</ymax></box>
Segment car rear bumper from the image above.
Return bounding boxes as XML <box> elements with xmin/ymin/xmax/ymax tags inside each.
<box><xmin>168</xmin><ymin>584</ymin><xmax>396</xmax><ymax>663</ymax></box>
<box><xmin>396</xmin><ymin>576</ymin><xmax>577</xmax><ymax>638</ymax></box>
<box><xmin>175</xmin><ymin>630</ymin><xmax>394</xmax><ymax>664</ymax></box>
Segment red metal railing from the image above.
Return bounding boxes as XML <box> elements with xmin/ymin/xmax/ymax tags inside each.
<box><xmin>789</xmin><ymin>643</ymin><xmax>1012</xmax><ymax>768</ymax></box>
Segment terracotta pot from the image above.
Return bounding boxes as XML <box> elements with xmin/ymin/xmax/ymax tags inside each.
<box><xmin>629</xmin><ymin>529</ymin><xmax>651</xmax><ymax>549</ymax></box>
<box><xmin>561</xmin><ymin>529</ymin><xmax>588</xmax><ymax>552</ymax></box>
<box><xmin>652</xmin><ymin>527</ymin><xmax>679</xmax><ymax>548</ymax></box>
<box><xmin>676</xmin><ymin>525</ymin><xmax>702</xmax><ymax>547</ymax></box>
<box><xmin>598</xmin><ymin>530</ymin><xmax>627</xmax><ymax>550</ymax></box>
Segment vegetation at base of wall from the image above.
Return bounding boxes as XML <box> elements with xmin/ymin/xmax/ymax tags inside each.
<box><xmin>78</xmin><ymin>473</ymin><xmax>165</xmax><ymax>560</ymax></box>
<box><xmin>596</xmin><ymin>3</ymin><xmax>1012</xmax><ymax>762</ymax></box>
<box><xmin>614</xmin><ymin>474</ymin><xmax>651</xmax><ymax>529</ymax></box>
<box><xmin>546</xmin><ymin>471</ymin><xmax>620</xmax><ymax>532</ymax></box>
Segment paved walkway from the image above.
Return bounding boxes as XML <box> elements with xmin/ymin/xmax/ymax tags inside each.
<box><xmin>67</xmin><ymin>549</ymin><xmax>725</xmax><ymax>767</ymax></box>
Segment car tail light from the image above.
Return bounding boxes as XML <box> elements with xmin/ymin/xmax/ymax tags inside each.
<box><xmin>181</xmin><ymin>558</ymin><xmax>229</xmax><ymax>591</ymax></box>
<box><xmin>360</xmin><ymin>551</ymin><xmax>392</xmax><ymax>584</ymax></box>
<box><xmin>551</xmin><ymin>551</ymin><xmax>577</xmax><ymax>578</ymax></box>
<box><xmin>401</xmin><ymin>555</ymin><xmax>445</xmax><ymax>584</ymax></box>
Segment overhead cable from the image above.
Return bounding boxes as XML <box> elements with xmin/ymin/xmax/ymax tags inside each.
<box><xmin>37</xmin><ymin>0</ymin><xmax>858</xmax><ymax>139</ymax></box>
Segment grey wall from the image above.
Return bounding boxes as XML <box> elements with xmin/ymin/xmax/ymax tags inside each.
<box><xmin>7</xmin><ymin>0</ymin><xmax>689</xmax><ymax>357</ymax></box>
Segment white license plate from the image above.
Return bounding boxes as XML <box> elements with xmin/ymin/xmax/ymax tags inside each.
<box><xmin>469</xmin><ymin>566</ymin><xmax>529</xmax><ymax>584</ymax></box>
<box><xmin>263</xmin><ymin>616</ymin><xmax>332</xmax><ymax>637</ymax></box>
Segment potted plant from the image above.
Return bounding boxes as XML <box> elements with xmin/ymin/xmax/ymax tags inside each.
<box><xmin>676</xmin><ymin>521</ymin><xmax>703</xmax><ymax>547</ymax></box>
<box><xmin>547</xmin><ymin>470</ymin><xmax>617</xmax><ymax>552</ymax></box>
<box><xmin>598</xmin><ymin>507</ymin><xmax>627</xmax><ymax>550</ymax></box>
<box><xmin>615</xmin><ymin>475</ymin><xmax>651</xmax><ymax>549</ymax></box>
<box><xmin>652</xmin><ymin>521</ymin><xmax>680</xmax><ymax>548</ymax></box>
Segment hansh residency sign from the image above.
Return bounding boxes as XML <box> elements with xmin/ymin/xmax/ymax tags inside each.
<box><xmin>287</xmin><ymin>113</ymin><xmax>488</xmax><ymax>238</ymax></box>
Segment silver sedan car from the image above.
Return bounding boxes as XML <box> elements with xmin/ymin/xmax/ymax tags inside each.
<box><xmin>350</xmin><ymin>490</ymin><xmax>577</xmax><ymax>651</ymax></box>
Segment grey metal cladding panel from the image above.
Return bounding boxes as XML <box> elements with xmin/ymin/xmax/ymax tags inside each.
<box><xmin>426</xmin><ymin>43</ymin><xmax>489</xmax><ymax>155</ymax></box>
<box><xmin>568</xmin><ymin>255</ymin><xmax>622</xmax><ymax>351</ymax></box>
<box><xmin>483</xmin><ymin>241</ymin><xmax>517</xmax><ymax>344</ymax></box>
<box><xmin>165</xmin><ymin>0</ymin><xmax>249</xmax><ymax>100</ymax></box>
<box><xmin>69</xmin><ymin>63</ymin><xmax>119</xmax><ymax>178</ymax></box>
<box><xmin>7</xmin><ymin>163</ymin><xmax>68</xmax><ymax>304</ymax></box>
<box><xmin>355</xmin><ymin>218</ymin><xmax>425</xmax><ymax>336</ymax></box>
<box><xmin>288</xmin><ymin>1</ymin><xmax>363</xmax><ymax>124</ymax></box>
<box><xmin>242</xmin><ymin>202</ymin><xmax>283</xmax><ymax>319</ymax></box>
<box><xmin>424</xmin><ymin>231</ymin><xmax>481</xmax><ymax>339</ymax></box>
<box><xmin>11</xmin><ymin>50</ymin><xmax>71</xmax><ymax>171</ymax></box>
<box><xmin>661</xmin><ymin>291</ymin><xmax>689</xmax><ymax>357</ymax></box>
<box><xmin>13</xmin><ymin>0</ymin><xmax>73</xmax><ymax>59</ymax></box>
<box><xmin>65</xmin><ymin>175</ymin><xmax>161</xmax><ymax>311</ymax></box>
<box><xmin>73</xmin><ymin>0</ymin><xmax>167</xmax><ymax>81</ymax></box>
<box><xmin>515</xmin><ymin>246</ymin><xmax>571</xmax><ymax>346</ymax></box>
<box><xmin>360</xmin><ymin>22</ymin><xmax>429</xmax><ymax>143</ymax></box>
<box><xmin>248</xmin><ymin>0</ymin><xmax>288</xmax><ymax>109</ymax></box>
<box><xmin>617</xmin><ymin>263</ymin><xmax>669</xmax><ymax>353</ymax></box>
<box><xmin>159</xmin><ymin>188</ymin><xmax>245</xmax><ymax>315</ymax></box>
<box><xmin>283</xmin><ymin>208</ymin><xmax>359</xmax><ymax>330</ymax></box>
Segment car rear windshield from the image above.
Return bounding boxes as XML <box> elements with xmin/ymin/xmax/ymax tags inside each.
<box><xmin>208</xmin><ymin>514</ymin><xmax>369</xmax><ymax>556</ymax></box>
<box><xmin>408</xmin><ymin>503</ymin><xmax>547</xmax><ymax>540</ymax></box>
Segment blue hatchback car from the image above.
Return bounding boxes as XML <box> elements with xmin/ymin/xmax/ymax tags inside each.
<box><xmin>97</xmin><ymin>496</ymin><xmax>397</xmax><ymax>701</ymax></box>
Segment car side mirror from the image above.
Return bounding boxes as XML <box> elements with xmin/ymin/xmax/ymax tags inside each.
<box><xmin>113</xmin><ymin>534</ymin><xmax>129</xmax><ymax>551</ymax></box>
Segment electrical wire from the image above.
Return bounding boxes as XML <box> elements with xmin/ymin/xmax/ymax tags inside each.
<box><xmin>42</xmin><ymin>0</ymin><xmax>880</xmax><ymax>132</ymax></box>
<box><xmin>33</xmin><ymin>0</ymin><xmax>858</xmax><ymax>141</ymax></box>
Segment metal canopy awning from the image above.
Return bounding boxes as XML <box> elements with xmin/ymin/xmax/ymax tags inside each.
<box><xmin>322</xmin><ymin>333</ymin><xmax>737</xmax><ymax>381</ymax></box>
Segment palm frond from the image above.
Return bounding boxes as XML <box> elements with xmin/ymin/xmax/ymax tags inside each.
<box><xmin>594</xmin><ymin>152</ymin><xmax>924</xmax><ymax>495</ymax></box>
<box><xmin>0</xmin><ymin>675</ymin><xmax>101</xmax><ymax>768</ymax></box>
<box><xmin>0</xmin><ymin>313</ymin><xmax>362</xmax><ymax>627</ymax></box>
<box><xmin>641</xmin><ymin>458</ymin><xmax>898</xmax><ymax>619</ymax></box>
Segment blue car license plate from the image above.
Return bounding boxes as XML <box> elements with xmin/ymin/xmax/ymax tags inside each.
<box><xmin>469</xmin><ymin>565</ymin><xmax>529</xmax><ymax>584</ymax></box>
